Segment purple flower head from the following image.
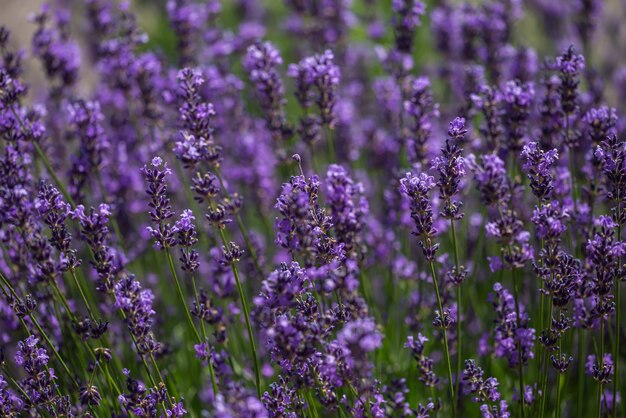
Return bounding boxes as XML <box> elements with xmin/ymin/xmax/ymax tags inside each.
<box><xmin>583</xmin><ymin>106</ymin><xmax>618</xmax><ymax>146</ymax></box>
<box><xmin>167</xmin><ymin>0</ymin><xmax>219</xmax><ymax>66</ymax></box>
<box><xmin>392</xmin><ymin>0</ymin><xmax>426</xmax><ymax>54</ymax></box>
<box><xmin>405</xmin><ymin>334</ymin><xmax>438</xmax><ymax>387</ymax></box>
<box><xmin>36</xmin><ymin>184</ymin><xmax>80</xmax><ymax>271</ymax></box>
<box><xmin>472</xmin><ymin>84</ymin><xmax>504</xmax><ymax>151</ymax></box>
<box><xmin>243</xmin><ymin>41</ymin><xmax>291</xmax><ymax>141</ymax></box>
<box><xmin>14</xmin><ymin>335</ymin><xmax>71</xmax><ymax>414</ymax></box>
<box><xmin>30</xmin><ymin>5</ymin><xmax>80</xmax><ymax>93</ymax></box>
<box><xmin>490</xmin><ymin>283</ymin><xmax>535</xmax><ymax>367</ymax></box>
<box><xmin>595</xmin><ymin>136</ymin><xmax>626</xmax><ymax>203</ymax></box>
<box><xmin>114</xmin><ymin>274</ymin><xmax>161</xmax><ymax>355</ymax></box>
<box><xmin>463</xmin><ymin>359</ymin><xmax>501</xmax><ymax>403</ymax></box>
<box><xmin>480</xmin><ymin>400</ymin><xmax>511</xmax><ymax>418</ymax></box>
<box><xmin>467</xmin><ymin>153</ymin><xmax>510</xmax><ymax>206</ymax></box>
<box><xmin>288</xmin><ymin>50</ymin><xmax>340</xmax><ymax>128</ymax></box>
<box><xmin>325</xmin><ymin>165</ymin><xmax>369</xmax><ymax>257</ymax></box>
<box><xmin>555</xmin><ymin>45</ymin><xmax>585</xmax><ymax>115</ymax></box>
<box><xmin>175</xmin><ymin>68</ymin><xmax>221</xmax><ymax>167</ymax></box>
<box><xmin>174</xmin><ymin>209</ymin><xmax>199</xmax><ymax>272</ymax></box>
<box><xmin>502</xmin><ymin>79</ymin><xmax>534</xmax><ymax>151</ymax></box>
<box><xmin>399</xmin><ymin>172</ymin><xmax>439</xmax><ymax>260</ymax></box>
<box><xmin>72</xmin><ymin>203</ymin><xmax>120</xmax><ymax>293</ymax></box>
<box><xmin>337</xmin><ymin>318</ymin><xmax>382</xmax><ymax>353</ymax></box>
<box><xmin>142</xmin><ymin>157</ymin><xmax>177</xmax><ymax>250</ymax></box>
<box><xmin>521</xmin><ymin>142</ymin><xmax>559</xmax><ymax>200</ymax></box>
<box><xmin>432</xmin><ymin>117</ymin><xmax>467</xmax><ymax>220</ymax></box>
<box><xmin>404</xmin><ymin>76</ymin><xmax>440</xmax><ymax>165</ymax></box>
<box><xmin>66</xmin><ymin>99</ymin><xmax>109</xmax><ymax>200</ymax></box>
<box><xmin>448</xmin><ymin>117</ymin><xmax>467</xmax><ymax>139</ymax></box>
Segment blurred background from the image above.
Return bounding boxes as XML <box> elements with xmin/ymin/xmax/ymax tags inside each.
<box><xmin>2</xmin><ymin>0</ymin><xmax>625</xmax><ymax>106</ymax></box>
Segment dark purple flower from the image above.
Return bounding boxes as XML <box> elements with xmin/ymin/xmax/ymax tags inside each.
<box><xmin>404</xmin><ymin>76</ymin><xmax>440</xmax><ymax>165</ymax></box>
<box><xmin>489</xmin><ymin>283</ymin><xmax>535</xmax><ymax>367</ymax></box>
<box><xmin>114</xmin><ymin>273</ymin><xmax>161</xmax><ymax>355</ymax></box>
<box><xmin>399</xmin><ymin>172</ymin><xmax>439</xmax><ymax>261</ymax></box>
<box><xmin>432</xmin><ymin>117</ymin><xmax>467</xmax><ymax>220</ymax></box>
<box><xmin>142</xmin><ymin>157</ymin><xmax>177</xmax><ymax>250</ymax></box>
<box><xmin>288</xmin><ymin>50</ymin><xmax>340</xmax><ymax>129</ymax></box>
<box><xmin>174</xmin><ymin>209</ymin><xmax>199</xmax><ymax>272</ymax></box>
<box><xmin>502</xmin><ymin>79</ymin><xmax>534</xmax><ymax>152</ymax></box>
<box><xmin>405</xmin><ymin>334</ymin><xmax>438</xmax><ymax>387</ymax></box>
<box><xmin>392</xmin><ymin>0</ymin><xmax>426</xmax><ymax>54</ymax></box>
<box><xmin>72</xmin><ymin>203</ymin><xmax>120</xmax><ymax>293</ymax></box>
<box><xmin>555</xmin><ymin>45</ymin><xmax>584</xmax><ymax>116</ymax></box>
<box><xmin>521</xmin><ymin>142</ymin><xmax>559</xmax><ymax>200</ymax></box>
<box><xmin>462</xmin><ymin>359</ymin><xmax>501</xmax><ymax>402</ymax></box>
<box><xmin>66</xmin><ymin>100</ymin><xmax>109</xmax><ymax>200</ymax></box>
<box><xmin>243</xmin><ymin>41</ymin><xmax>291</xmax><ymax>141</ymax></box>
<box><xmin>467</xmin><ymin>153</ymin><xmax>510</xmax><ymax>207</ymax></box>
<box><xmin>325</xmin><ymin>164</ymin><xmax>369</xmax><ymax>257</ymax></box>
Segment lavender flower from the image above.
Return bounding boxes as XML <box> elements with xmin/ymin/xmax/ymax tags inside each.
<box><xmin>174</xmin><ymin>209</ymin><xmax>199</xmax><ymax>272</ymax></box>
<box><xmin>288</xmin><ymin>50</ymin><xmax>340</xmax><ymax>129</ymax></box>
<box><xmin>462</xmin><ymin>359</ymin><xmax>501</xmax><ymax>402</ymax></box>
<box><xmin>142</xmin><ymin>157</ymin><xmax>177</xmax><ymax>250</ymax></box>
<box><xmin>405</xmin><ymin>334</ymin><xmax>438</xmax><ymax>387</ymax></box>
<box><xmin>243</xmin><ymin>41</ymin><xmax>291</xmax><ymax>141</ymax></box>
<box><xmin>405</xmin><ymin>76</ymin><xmax>440</xmax><ymax>165</ymax></box>
<box><xmin>521</xmin><ymin>142</ymin><xmax>559</xmax><ymax>200</ymax></box>
<box><xmin>66</xmin><ymin>100</ymin><xmax>109</xmax><ymax>200</ymax></box>
<box><xmin>325</xmin><ymin>164</ymin><xmax>368</xmax><ymax>257</ymax></box>
<box><xmin>399</xmin><ymin>172</ymin><xmax>438</xmax><ymax>261</ymax></box>
<box><xmin>392</xmin><ymin>0</ymin><xmax>426</xmax><ymax>54</ymax></box>
<box><xmin>72</xmin><ymin>203</ymin><xmax>119</xmax><ymax>292</ymax></box>
<box><xmin>556</xmin><ymin>45</ymin><xmax>585</xmax><ymax>116</ymax></box>
<box><xmin>489</xmin><ymin>283</ymin><xmax>535</xmax><ymax>367</ymax></box>
<box><xmin>502</xmin><ymin>79</ymin><xmax>534</xmax><ymax>152</ymax></box>
<box><xmin>174</xmin><ymin>68</ymin><xmax>221</xmax><ymax>167</ymax></box>
<box><xmin>14</xmin><ymin>336</ymin><xmax>72</xmax><ymax>416</ymax></box>
<box><xmin>114</xmin><ymin>274</ymin><xmax>161</xmax><ymax>355</ymax></box>
<box><xmin>433</xmin><ymin>117</ymin><xmax>467</xmax><ymax>220</ymax></box>
<box><xmin>467</xmin><ymin>153</ymin><xmax>510</xmax><ymax>207</ymax></box>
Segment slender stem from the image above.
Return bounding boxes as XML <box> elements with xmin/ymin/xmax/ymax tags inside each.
<box><xmin>450</xmin><ymin>218</ymin><xmax>462</xmax><ymax>406</ymax></box>
<box><xmin>191</xmin><ymin>274</ymin><xmax>219</xmax><ymax>395</ymax></box>
<box><xmin>540</xmin><ymin>300</ymin><xmax>553</xmax><ymax>418</ymax></box>
<box><xmin>213</xmin><ymin>169</ymin><xmax>264</xmax><ymax>279</ymax></box>
<box><xmin>598</xmin><ymin>319</ymin><xmax>605</xmax><ymax>418</ymax></box>
<box><xmin>555</xmin><ymin>372</ymin><xmax>562</xmax><ymax>418</ymax></box>
<box><xmin>612</xmin><ymin>201</ymin><xmax>621</xmax><ymax>418</ymax></box>
<box><xmin>165</xmin><ymin>249</ymin><xmax>202</xmax><ymax>342</ymax></box>
<box><xmin>511</xmin><ymin>268</ymin><xmax>526</xmax><ymax>418</ymax></box>
<box><xmin>210</xmin><ymin>200</ymin><xmax>261</xmax><ymax>397</ymax></box>
<box><xmin>578</xmin><ymin>328</ymin><xmax>586</xmax><ymax>418</ymax></box>
<box><xmin>428</xmin><ymin>261</ymin><xmax>456</xmax><ymax>418</ymax></box>
<box><xmin>326</xmin><ymin>126</ymin><xmax>336</xmax><ymax>163</ymax></box>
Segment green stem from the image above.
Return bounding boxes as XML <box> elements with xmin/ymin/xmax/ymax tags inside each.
<box><xmin>577</xmin><ymin>328</ymin><xmax>586</xmax><ymax>418</ymax></box>
<box><xmin>213</xmin><ymin>169</ymin><xmax>264</xmax><ymax>279</ymax></box>
<box><xmin>598</xmin><ymin>319</ymin><xmax>605</xmax><ymax>418</ymax></box>
<box><xmin>326</xmin><ymin>126</ymin><xmax>336</xmax><ymax>163</ymax></box>
<box><xmin>191</xmin><ymin>274</ymin><xmax>219</xmax><ymax>396</ymax></box>
<box><xmin>428</xmin><ymin>261</ymin><xmax>456</xmax><ymax>418</ymax></box>
<box><xmin>166</xmin><ymin>249</ymin><xmax>202</xmax><ymax>343</ymax></box>
<box><xmin>540</xmin><ymin>300</ymin><xmax>553</xmax><ymax>418</ymax></box>
<box><xmin>210</xmin><ymin>200</ymin><xmax>261</xmax><ymax>397</ymax></box>
<box><xmin>450</xmin><ymin>218</ymin><xmax>462</xmax><ymax>407</ymax></box>
<box><xmin>512</xmin><ymin>268</ymin><xmax>526</xmax><ymax>418</ymax></box>
<box><xmin>612</xmin><ymin>201</ymin><xmax>621</xmax><ymax>417</ymax></box>
<box><xmin>555</xmin><ymin>373</ymin><xmax>562</xmax><ymax>418</ymax></box>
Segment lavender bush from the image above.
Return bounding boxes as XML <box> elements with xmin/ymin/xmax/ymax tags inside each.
<box><xmin>0</xmin><ymin>0</ymin><xmax>624</xmax><ymax>416</ymax></box>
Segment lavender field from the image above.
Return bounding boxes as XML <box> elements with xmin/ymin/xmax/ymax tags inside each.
<box><xmin>0</xmin><ymin>0</ymin><xmax>625</xmax><ymax>417</ymax></box>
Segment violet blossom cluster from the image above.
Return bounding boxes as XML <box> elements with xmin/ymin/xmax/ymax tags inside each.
<box><xmin>1</xmin><ymin>0</ymin><xmax>626</xmax><ymax>417</ymax></box>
